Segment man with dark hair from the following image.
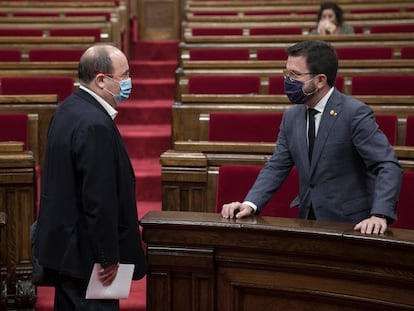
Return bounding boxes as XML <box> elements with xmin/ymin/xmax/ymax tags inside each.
<box><xmin>222</xmin><ymin>40</ymin><xmax>402</xmax><ymax>235</ymax></box>
<box><xmin>34</xmin><ymin>44</ymin><xmax>147</xmax><ymax>310</ymax></box>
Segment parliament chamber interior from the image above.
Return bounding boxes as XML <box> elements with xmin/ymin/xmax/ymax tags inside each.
<box><xmin>0</xmin><ymin>0</ymin><xmax>414</xmax><ymax>310</ymax></box>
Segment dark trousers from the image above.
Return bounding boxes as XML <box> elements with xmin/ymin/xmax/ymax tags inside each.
<box><xmin>53</xmin><ymin>273</ymin><xmax>119</xmax><ymax>311</ymax></box>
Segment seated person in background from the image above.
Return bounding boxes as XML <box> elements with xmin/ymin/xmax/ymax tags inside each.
<box><xmin>310</xmin><ymin>2</ymin><xmax>354</xmax><ymax>35</ymax></box>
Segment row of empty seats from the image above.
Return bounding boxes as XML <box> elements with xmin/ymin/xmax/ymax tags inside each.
<box><xmin>184</xmin><ymin>75</ymin><xmax>414</xmax><ymax>96</ymax></box>
<box><xmin>0</xmin><ymin>49</ymin><xmax>84</xmax><ymax>61</ymax></box>
<box><xmin>186</xmin><ymin>46</ymin><xmax>414</xmax><ymax>60</ymax></box>
<box><xmin>187</xmin><ymin>24</ymin><xmax>414</xmax><ymax>36</ymax></box>
<box><xmin>0</xmin><ymin>76</ymin><xmax>75</xmax><ymax>101</ymax></box>
<box><xmin>206</xmin><ymin>112</ymin><xmax>414</xmax><ymax>146</ymax></box>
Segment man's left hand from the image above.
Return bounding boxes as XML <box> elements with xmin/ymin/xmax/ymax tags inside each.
<box><xmin>353</xmin><ymin>215</ymin><xmax>387</xmax><ymax>234</ymax></box>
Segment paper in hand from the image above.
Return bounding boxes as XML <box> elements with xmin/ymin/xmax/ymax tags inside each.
<box><xmin>85</xmin><ymin>263</ymin><xmax>135</xmax><ymax>299</ymax></box>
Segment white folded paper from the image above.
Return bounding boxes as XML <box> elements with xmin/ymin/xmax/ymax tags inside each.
<box><xmin>85</xmin><ymin>263</ymin><xmax>135</xmax><ymax>299</ymax></box>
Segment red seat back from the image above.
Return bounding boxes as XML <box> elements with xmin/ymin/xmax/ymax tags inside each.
<box><xmin>370</xmin><ymin>24</ymin><xmax>414</xmax><ymax>33</ymax></box>
<box><xmin>405</xmin><ymin>115</ymin><xmax>414</xmax><ymax>146</ymax></box>
<box><xmin>0</xmin><ymin>49</ymin><xmax>21</xmax><ymax>61</ymax></box>
<box><xmin>375</xmin><ymin>114</ymin><xmax>397</xmax><ymax>145</ymax></box>
<box><xmin>28</xmin><ymin>49</ymin><xmax>84</xmax><ymax>61</ymax></box>
<box><xmin>401</xmin><ymin>47</ymin><xmax>414</xmax><ymax>59</ymax></box>
<box><xmin>209</xmin><ymin>113</ymin><xmax>282</xmax><ymax>142</ymax></box>
<box><xmin>49</xmin><ymin>28</ymin><xmax>101</xmax><ymax>42</ymax></box>
<box><xmin>191</xmin><ymin>28</ymin><xmax>243</xmax><ymax>36</ymax></box>
<box><xmin>257</xmin><ymin>48</ymin><xmax>287</xmax><ymax>60</ymax></box>
<box><xmin>351</xmin><ymin>76</ymin><xmax>414</xmax><ymax>95</ymax></box>
<box><xmin>391</xmin><ymin>171</ymin><xmax>414</xmax><ymax>230</ymax></box>
<box><xmin>0</xmin><ymin>29</ymin><xmax>43</xmax><ymax>36</ymax></box>
<box><xmin>1</xmin><ymin>76</ymin><xmax>74</xmax><ymax>101</ymax></box>
<box><xmin>216</xmin><ymin>165</ymin><xmax>299</xmax><ymax>218</ymax></box>
<box><xmin>189</xmin><ymin>48</ymin><xmax>250</xmax><ymax>60</ymax></box>
<box><xmin>0</xmin><ymin>114</ymin><xmax>28</xmax><ymax>149</ymax></box>
<box><xmin>188</xmin><ymin>75</ymin><xmax>260</xmax><ymax>94</ymax></box>
<box><xmin>336</xmin><ymin>47</ymin><xmax>393</xmax><ymax>60</ymax></box>
<box><xmin>250</xmin><ymin>27</ymin><xmax>302</xmax><ymax>35</ymax></box>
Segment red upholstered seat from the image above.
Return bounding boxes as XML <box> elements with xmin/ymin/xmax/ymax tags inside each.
<box><xmin>208</xmin><ymin>113</ymin><xmax>282</xmax><ymax>142</ymax></box>
<box><xmin>370</xmin><ymin>24</ymin><xmax>414</xmax><ymax>33</ymax></box>
<box><xmin>350</xmin><ymin>8</ymin><xmax>400</xmax><ymax>13</ymax></box>
<box><xmin>1</xmin><ymin>76</ymin><xmax>75</xmax><ymax>101</ymax></box>
<box><xmin>335</xmin><ymin>47</ymin><xmax>393</xmax><ymax>60</ymax></box>
<box><xmin>0</xmin><ymin>114</ymin><xmax>28</xmax><ymax>148</ymax></box>
<box><xmin>351</xmin><ymin>75</ymin><xmax>414</xmax><ymax>95</ymax></box>
<box><xmin>375</xmin><ymin>114</ymin><xmax>397</xmax><ymax>145</ymax></box>
<box><xmin>49</xmin><ymin>28</ymin><xmax>101</xmax><ymax>42</ymax></box>
<box><xmin>257</xmin><ymin>48</ymin><xmax>287</xmax><ymax>60</ymax></box>
<box><xmin>401</xmin><ymin>47</ymin><xmax>414</xmax><ymax>59</ymax></box>
<box><xmin>405</xmin><ymin>115</ymin><xmax>414</xmax><ymax>146</ymax></box>
<box><xmin>189</xmin><ymin>48</ymin><xmax>250</xmax><ymax>60</ymax></box>
<box><xmin>28</xmin><ymin>49</ymin><xmax>84</xmax><ymax>61</ymax></box>
<box><xmin>191</xmin><ymin>28</ymin><xmax>243</xmax><ymax>36</ymax></box>
<box><xmin>65</xmin><ymin>11</ymin><xmax>112</xmax><ymax>22</ymax></box>
<box><xmin>0</xmin><ymin>29</ymin><xmax>43</xmax><ymax>36</ymax></box>
<box><xmin>0</xmin><ymin>49</ymin><xmax>21</xmax><ymax>61</ymax></box>
<box><xmin>391</xmin><ymin>171</ymin><xmax>414</xmax><ymax>230</ymax></box>
<box><xmin>192</xmin><ymin>11</ymin><xmax>238</xmax><ymax>16</ymax></box>
<box><xmin>250</xmin><ymin>27</ymin><xmax>302</xmax><ymax>35</ymax></box>
<box><xmin>216</xmin><ymin>165</ymin><xmax>299</xmax><ymax>218</ymax></box>
<box><xmin>13</xmin><ymin>12</ymin><xmax>60</xmax><ymax>17</ymax></box>
<box><xmin>188</xmin><ymin>75</ymin><xmax>260</xmax><ymax>94</ymax></box>
<box><xmin>245</xmin><ymin>10</ymin><xmax>290</xmax><ymax>16</ymax></box>
<box><xmin>268</xmin><ymin>76</ymin><xmax>285</xmax><ymax>94</ymax></box>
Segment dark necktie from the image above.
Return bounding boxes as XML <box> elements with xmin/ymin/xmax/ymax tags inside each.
<box><xmin>308</xmin><ymin>108</ymin><xmax>319</xmax><ymax>162</ymax></box>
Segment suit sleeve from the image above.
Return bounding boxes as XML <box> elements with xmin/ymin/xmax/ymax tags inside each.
<box><xmin>73</xmin><ymin>121</ymin><xmax>120</xmax><ymax>268</ymax></box>
<box><xmin>351</xmin><ymin>104</ymin><xmax>403</xmax><ymax>220</ymax></box>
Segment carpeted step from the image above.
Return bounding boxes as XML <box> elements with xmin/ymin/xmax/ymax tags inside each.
<box><xmin>35</xmin><ymin>278</ymin><xmax>146</xmax><ymax>311</ymax></box>
<box><xmin>130</xmin><ymin>78</ymin><xmax>175</xmax><ymax>100</ymax></box>
<box><xmin>115</xmin><ymin>99</ymin><xmax>172</xmax><ymax>125</ymax></box>
<box><xmin>132</xmin><ymin>158</ymin><xmax>162</xmax><ymax>201</ymax></box>
<box><xmin>130</xmin><ymin>60</ymin><xmax>178</xmax><ymax>79</ymax></box>
<box><xmin>118</xmin><ymin>124</ymin><xmax>171</xmax><ymax>159</ymax></box>
<box><xmin>132</xmin><ymin>40</ymin><xmax>179</xmax><ymax>61</ymax></box>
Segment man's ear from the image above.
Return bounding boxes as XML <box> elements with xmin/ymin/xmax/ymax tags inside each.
<box><xmin>316</xmin><ymin>74</ymin><xmax>328</xmax><ymax>88</ymax></box>
<box><xmin>95</xmin><ymin>73</ymin><xmax>106</xmax><ymax>89</ymax></box>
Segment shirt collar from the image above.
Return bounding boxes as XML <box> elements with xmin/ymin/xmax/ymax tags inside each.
<box><xmin>313</xmin><ymin>87</ymin><xmax>334</xmax><ymax>115</ymax></box>
<box><xmin>79</xmin><ymin>85</ymin><xmax>118</xmax><ymax>120</ymax></box>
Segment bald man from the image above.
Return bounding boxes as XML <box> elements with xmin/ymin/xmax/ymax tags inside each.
<box><xmin>34</xmin><ymin>44</ymin><xmax>147</xmax><ymax>310</ymax></box>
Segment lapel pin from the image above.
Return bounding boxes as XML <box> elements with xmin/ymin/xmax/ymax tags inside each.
<box><xmin>329</xmin><ymin>109</ymin><xmax>337</xmax><ymax>116</ymax></box>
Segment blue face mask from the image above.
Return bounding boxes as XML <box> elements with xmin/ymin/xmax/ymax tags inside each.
<box><xmin>104</xmin><ymin>77</ymin><xmax>132</xmax><ymax>105</ymax></box>
<box><xmin>284</xmin><ymin>77</ymin><xmax>316</xmax><ymax>104</ymax></box>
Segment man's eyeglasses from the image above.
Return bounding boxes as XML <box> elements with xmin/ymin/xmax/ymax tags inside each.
<box><xmin>99</xmin><ymin>73</ymin><xmax>130</xmax><ymax>81</ymax></box>
<box><xmin>283</xmin><ymin>69</ymin><xmax>318</xmax><ymax>81</ymax></box>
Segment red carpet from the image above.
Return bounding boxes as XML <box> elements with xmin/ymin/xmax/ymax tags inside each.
<box><xmin>34</xmin><ymin>40</ymin><xmax>179</xmax><ymax>310</ymax></box>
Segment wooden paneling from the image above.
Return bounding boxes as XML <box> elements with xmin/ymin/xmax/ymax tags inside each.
<box><xmin>141</xmin><ymin>211</ymin><xmax>414</xmax><ymax>311</ymax></box>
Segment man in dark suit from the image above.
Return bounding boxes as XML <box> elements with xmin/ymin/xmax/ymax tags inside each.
<box><xmin>222</xmin><ymin>40</ymin><xmax>403</xmax><ymax>235</ymax></box>
<box><xmin>34</xmin><ymin>44</ymin><xmax>147</xmax><ymax>310</ymax></box>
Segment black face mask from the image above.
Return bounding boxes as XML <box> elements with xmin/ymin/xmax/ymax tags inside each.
<box><xmin>284</xmin><ymin>77</ymin><xmax>317</xmax><ymax>104</ymax></box>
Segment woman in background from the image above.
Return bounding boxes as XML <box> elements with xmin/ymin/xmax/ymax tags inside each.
<box><xmin>310</xmin><ymin>2</ymin><xmax>354</xmax><ymax>35</ymax></box>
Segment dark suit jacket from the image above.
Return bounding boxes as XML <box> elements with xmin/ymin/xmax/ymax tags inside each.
<box><xmin>246</xmin><ymin>89</ymin><xmax>403</xmax><ymax>223</ymax></box>
<box><xmin>35</xmin><ymin>88</ymin><xmax>147</xmax><ymax>280</ymax></box>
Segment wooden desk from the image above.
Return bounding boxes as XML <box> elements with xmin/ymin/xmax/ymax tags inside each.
<box><xmin>0</xmin><ymin>142</ymin><xmax>36</xmax><ymax>309</ymax></box>
<box><xmin>141</xmin><ymin>210</ymin><xmax>414</xmax><ymax>311</ymax></box>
